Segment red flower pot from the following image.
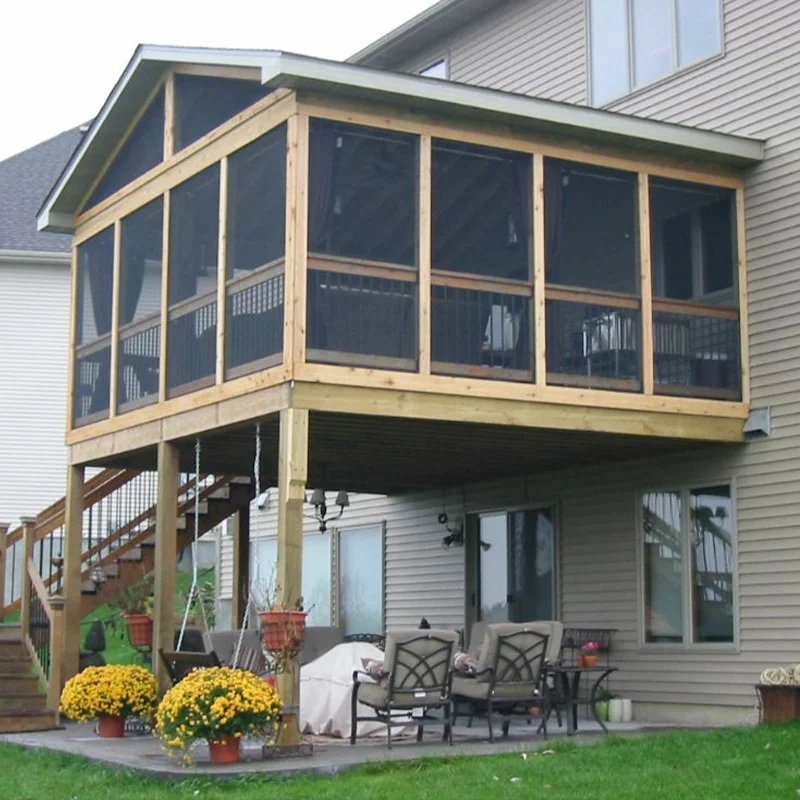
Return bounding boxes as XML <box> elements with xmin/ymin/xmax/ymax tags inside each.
<box><xmin>209</xmin><ymin>734</ymin><xmax>241</xmax><ymax>765</ymax></box>
<box><xmin>125</xmin><ymin>614</ymin><xmax>153</xmax><ymax>647</ymax></box>
<box><xmin>582</xmin><ymin>653</ymin><xmax>599</xmax><ymax>668</ymax></box>
<box><xmin>258</xmin><ymin>610</ymin><xmax>307</xmax><ymax>652</ymax></box>
<box><xmin>97</xmin><ymin>715</ymin><xmax>126</xmax><ymax>738</ymax></box>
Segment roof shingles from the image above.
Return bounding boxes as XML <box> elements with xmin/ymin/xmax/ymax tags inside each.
<box><xmin>0</xmin><ymin>127</ymin><xmax>84</xmax><ymax>253</ymax></box>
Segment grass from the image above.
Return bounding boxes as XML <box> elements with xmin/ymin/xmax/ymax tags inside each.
<box><xmin>0</xmin><ymin>724</ymin><xmax>799</xmax><ymax>799</ymax></box>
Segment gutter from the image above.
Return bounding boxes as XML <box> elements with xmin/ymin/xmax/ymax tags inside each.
<box><xmin>0</xmin><ymin>249</ymin><xmax>71</xmax><ymax>266</ymax></box>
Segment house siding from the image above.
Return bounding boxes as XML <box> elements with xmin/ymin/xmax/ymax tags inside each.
<box><xmin>0</xmin><ymin>259</ymin><xmax>71</xmax><ymax>524</ymax></box>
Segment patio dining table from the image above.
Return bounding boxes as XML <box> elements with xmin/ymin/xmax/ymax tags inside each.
<box><xmin>544</xmin><ymin>664</ymin><xmax>618</xmax><ymax>735</ymax></box>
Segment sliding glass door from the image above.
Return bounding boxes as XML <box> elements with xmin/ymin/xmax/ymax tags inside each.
<box><xmin>474</xmin><ymin>507</ymin><xmax>556</xmax><ymax>624</ymax></box>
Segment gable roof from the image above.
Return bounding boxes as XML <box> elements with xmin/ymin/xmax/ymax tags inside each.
<box><xmin>348</xmin><ymin>0</ymin><xmax>507</xmax><ymax>68</ymax></box>
<box><xmin>38</xmin><ymin>46</ymin><xmax>765</xmax><ymax>234</ymax></box>
<box><xmin>0</xmin><ymin>126</ymin><xmax>84</xmax><ymax>253</ymax></box>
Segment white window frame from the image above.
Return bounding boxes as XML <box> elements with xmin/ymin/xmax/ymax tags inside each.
<box><xmin>587</xmin><ymin>0</ymin><xmax>725</xmax><ymax>107</ymax></box>
<box><xmin>636</xmin><ymin>479</ymin><xmax>739</xmax><ymax>652</ymax></box>
<box><xmin>333</xmin><ymin>522</ymin><xmax>386</xmax><ymax>634</ymax></box>
<box><xmin>419</xmin><ymin>57</ymin><xmax>449</xmax><ymax>80</ymax></box>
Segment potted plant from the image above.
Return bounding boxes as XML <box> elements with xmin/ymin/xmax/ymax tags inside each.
<box><xmin>594</xmin><ymin>688</ymin><xmax>615</xmax><ymax>723</ymax></box>
<box><xmin>756</xmin><ymin>667</ymin><xmax>800</xmax><ymax>723</ymax></box>
<box><xmin>253</xmin><ymin>577</ymin><xmax>307</xmax><ymax>665</ymax></box>
<box><xmin>60</xmin><ymin>664</ymin><xmax>158</xmax><ymax>737</ymax></box>
<box><xmin>578</xmin><ymin>640</ymin><xmax>600</xmax><ymax>668</ymax></box>
<box><xmin>114</xmin><ymin>573</ymin><xmax>155</xmax><ymax>647</ymax></box>
<box><xmin>155</xmin><ymin>666</ymin><xmax>282</xmax><ymax>764</ymax></box>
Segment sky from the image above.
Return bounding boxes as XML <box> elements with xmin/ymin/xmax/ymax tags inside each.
<box><xmin>0</xmin><ymin>0</ymin><xmax>439</xmax><ymax>162</ymax></box>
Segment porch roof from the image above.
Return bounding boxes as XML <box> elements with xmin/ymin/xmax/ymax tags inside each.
<box><xmin>38</xmin><ymin>46</ymin><xmax>764</xmax><ymax>234</ymax></box>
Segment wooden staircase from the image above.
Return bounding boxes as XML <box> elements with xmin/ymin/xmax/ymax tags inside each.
<box><xmin>0</xmin><ymin>624</ymin><xmax>56</xmax><ymax>733</ymax></box>
<box><xmin>0</xmin><ymin>471</ymin><xmax>254</xmax><ymax>734</ymax></box>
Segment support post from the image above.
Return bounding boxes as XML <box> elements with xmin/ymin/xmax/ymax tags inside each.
<box><xmin>0</xmin><ymin>523</ymin><xmax>8</xmax><ymax>620</ymax></box>
<box><xmin>638</xmin><ymin>173</ymin><xmax>654</xmax><ymax>395</ymax></box>
<box><xmin>63</xmin><ymin>465</ymin><xmax>85</xmax><ymax>683</ymax></box>
<box><xmin>230</xmin><ymin>507</ymin><xmax>250</xmax><ymax>627</ymax></box>
<box><xmin>533</xmin><ymin>153</ymin><xmax>546</xmax><ymax>385</ymax></box>
<box><xmin>48</xmin><ymin>595</ymin><xmax>65</xmax><ymax>719</ymax></box>
<box><xmin>418</xmin><ymin>134</ymin><xmax>432</xmax><ymax>375</ymax></box>
<box><xmin>275</xmin><ymin>408</ymin><xmax>309</xmax><ymax>747</ymax></box>
<box><xmin>19</xmin><ymin>518</ymin><xmax>35</xmax><ymax>640</ymax></box>
<box><xmin>153</xmin><ymin>441</ymin><xmax>180</xmax><ymax>692</ymax></box>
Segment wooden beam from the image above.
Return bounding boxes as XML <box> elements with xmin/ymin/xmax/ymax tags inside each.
<box><xmin>74</xmin><ymin>90</ymin><xmax>296</xmax><ymax>243</ymax></box>
<box><xmin>736</xmin><ymin>186</ymin><xmax>750</xmax><ymax>405</ymax></box>
<box><xmin>164</xmin><ymin>71</ymin><xmax>176</xmax><ymax>160</ymax></box>
<box><xmin>153</xmin><ymin>441</ymin><xmax>180</xmax><ymax>693</ymax></box>
<box><xmin>275</xmin><ymin>407</ymin><xmax>308</xmax><ymax>747</ymax></box>
<box><xmin>284</xmin><ymin>114</ymin><xmax>310</xmax><ymax>371</ymax></box>
<box><xmin>296</xmin><ymin>93</ymin><xmax>747</xmax><ymax>190</ymax></box>
<box><xmin>230</xmin><ymin>507</ymin><xmax>250</xmax><ymax>627</ymax></box>
<box><xmin>289</xmin><ymin>380</ymin><xmax>746</xmax><ymax>443</ymax></box>
<box><xmin>62</xmin><ymin>466</ymin><xmax>84</xmax><ymax>683</ymax></box>
<box><xmin>419</xmin><ymin>134</ymin><xmax>432</xmax><ymax>375</ymax></box>
<box><xmin>173</xmin><ymin>64</ymin><xmax>261</xmax><ymax>81</ymax></box>
<box><xmin>159</xmin><ymin>190</ymin><xmax>171</xmax><ymax>403</ymax></box>
<box><xmin>0</xmin><ymin>523</ymin><xmax>7</xmax><ymax>618</ymax></box>
<box><xmin>216</xmin><ymin>156</ymin><xmax>229</xmax><ymax>385</ymax></box>
<box><xmin>639</xmin><ymin>173</ymin><xmax>654</xmax><ymax>395</ymax></box>
<box><xmin>533</xmin><ymin>153</ymin><xmax>546</xmax><ymax>385</ymax></box>
<box><xmin>109</xmin><ymin>220</ymin><xmax>122</xmax><ymax>416</ymax></box>
<box><xmin>67</xmin><ymin>246</ymin><xmax>79</xmax><ymax>433</ymax></box>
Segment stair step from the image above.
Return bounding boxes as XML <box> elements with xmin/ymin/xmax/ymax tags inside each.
<box><xmin>117</xmin><ymin>546</ymin><xmax>142</xmax><ymax>562</ymax></box>
<box><xmin>0</xmin><ymin>658</ymin><xmax>32</xmax><ymax>672</ymax></box>
<box><xmin>0</xmin><ymin>693</ymin><xmax>46</xmax><ymax>713</ymax></box>
<box><xmin>0</xmin><ymin>674</ymin><xmax>41</xmax><ymax>693</ymax></box>
<box><xmin>0</xmin><ymin>642</ymin><xmax>27</xmax><ymax>659</ymax></box>
<box><xmin>0</xmin><ymin>624</ymin><xmax>22</xmax><ymax>642</ymax></box>
<box><xmin>0</xmin><ymin>711</ymin><xmax>58</xmax><ymax>734</ymax></box>
<box><xmin>184</xmin><ymin>501</ymin><xmax>209</xmax><ymax>516</ymax></box>
<box><xmin>208</xmin><ymin>487</ymin><xmax>230</xmax><ymax>500</ymax></box>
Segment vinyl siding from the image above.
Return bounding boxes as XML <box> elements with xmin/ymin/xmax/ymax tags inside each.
<box><xmin>0</xmin><ymin>259</ymin><xmax>71</xmax><ymax>524</ymax></box>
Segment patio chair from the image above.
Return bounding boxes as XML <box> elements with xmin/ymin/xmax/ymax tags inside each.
<box><xmin>350</xmin><ymin>628</ymin><xmax>459</xmax><ymax>748</ymax></box>
<box><xmin>451</xmin><ymin>621</ymin><xmax>563</xmax><ymax>742</ymax></box>
<box><xmin>159</xmin><ymin>648</ymin><xmax>222</xmax><ymax>685</ymax></box>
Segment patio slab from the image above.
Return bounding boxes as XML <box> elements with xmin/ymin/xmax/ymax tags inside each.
<box><xmin>0</xmin><ymin>718</ymin><xmax>691</xmax><ymax>781</ymax></box>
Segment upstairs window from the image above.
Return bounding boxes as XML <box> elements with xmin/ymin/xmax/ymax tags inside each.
<box><xmin>589</xmin><ymin>0</ymin><xmax>723</xmax><ymax>105</ymax></box>
<box><xmin>420</xmin><ymin>58</ymin><xmax>448</xmax><ymax>79</ymax></box>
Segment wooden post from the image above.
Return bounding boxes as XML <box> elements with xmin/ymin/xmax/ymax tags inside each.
<box><xmin>0</xmin><ymin>523</ymin><xmax>8</xmax><ymax>621</ymax></box>
<box><xmin>63</xmin><ymin>465</ymin><xmax>85</xmax><ymax>683</ymax></box>
<box><xmin>638</xmin><ymin>173</ymin><xmax>654</xmax><ymax>395</ymax></box>
<box><xmin>736</xmin><ymin>186</ymin><xmax>750</xmax><ymax>405</ymax></box>
<box><xmin>216</xmin><ymin>156</ymin><xmax>229</xmax><ymax>385</ymax></box>
<box><xmin>163</xmin><ymin>72</ymin><xmax>176</xmax><ymax>161</ymax></box>
<box><xmin>159</xmin><ymin>191</ymin><xmax>171</xmax><ymax>403</ymax></box>
<box><xmin>230</xmin><ymin>507</ymin><xmax>250</xmax><ymax>627</ymax></box>
<box><xmin>48</xmin><ymin>595</ymin><xmax>65</xmax><ymax>719</ymax></box>
<box><xmin>275</xmin><ymin>408</ymin><xmax>308</xmax><ymax>747</ymax></box>
<box><xmin>418</xmin><ymin>135</ymin><xmax>432</xmax><ymax>375</ymax></box>
<box><xmin>109</xmin><ymin>219</ymin><xmax>122</xmax><ymax>416</ymax></box>
<box><xmin>19</xmin><ymin>517</ymin><xmax>36</xmax><ymax>640</ymax></box>
<box><xmin>533</xmin><ymin>153</ymin><xmax>546</xmax><ymax>385</ymax></box>
<box><xmin>152</xmin><ymin>441</ymin><xmax>180</xmax><ymax>692</ymax></box>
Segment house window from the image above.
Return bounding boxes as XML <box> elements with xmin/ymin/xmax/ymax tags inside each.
<box><xmin>420</xmin><ymin>59</ymin><xmax>448</xmax><ymax>79</ymax></box>
<box><xmin>338</xmin><ymin>525</ymin><xmax>384</xmax><ymax>635</ymax></box>
<box><xmin>641</xmin><ymin>484</ymin><xmax>734</xmax><ymax>645</ymax></box>
<box><xmin>589</xmin><ymin>0</ymin><xmax>722</xmax><ymax>105</ymax></box>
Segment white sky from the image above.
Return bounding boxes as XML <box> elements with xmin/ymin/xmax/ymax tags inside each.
<box><xmin>0</xmin><ymin>0</ymin><xmax>438</xmax><ymax>162</ymax></box>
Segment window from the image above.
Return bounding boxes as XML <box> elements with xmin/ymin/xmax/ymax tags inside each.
<box><xmin>419</xmin><ymin>59</ymin><xmax>448</xmax><ymax>79</ymax></box>
<box><xmin>338</xmin><ymin>525</ymin><xmax>384</xmax><ymax>635</ymax></box>
<box><xmin>589</xmin><ymin>0</ymin><xmax>722</xmax><ymax>105</ymax></box>
<box><xmin>641</xmin><ymin>484</ymin><xmax>734</xmax><ymax>645</ymax></box>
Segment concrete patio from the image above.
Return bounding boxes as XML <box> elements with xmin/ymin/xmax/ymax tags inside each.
<box><xmin>0</xmin><ymin>718</ymin><xmax>691</xmax><ymax>780</ymax></box>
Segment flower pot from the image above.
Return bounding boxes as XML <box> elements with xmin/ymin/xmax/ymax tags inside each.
<box><xmin>125</xmin><ymin>614</ymin><xmax>153</xmax><ymax>647</ymax></box>
<box><xmin>581</xmin><ymin>653</ymin><xmax>599</xmax><ymax>668</ymax></box>
<box><xmin>209</xmin><ymin>734</ymin><xmax>241</xmax><ymax>765</ymax></box>
<box><xmin>594</xmin><ymin>701</ymin><xmax>609</xmax><ymax>723</ymax></box>
<box><xmin>608</xmin><ymin>698</ymin><xmax>624</xmax><ymax>723</ymax></box>
<box><xmin>756</xmin><ymin>685</ymin><xmax>800</xmax><ymax>724</ymax></box>
<box><xmin>97</xmin><ymin>715</ymin><xmax>126</xmax><ymax>738</ymax></box>
<box><xmin>258</xmin><ymin>610</ymin><xmax>307</xmax><ymax>653</ymax></box>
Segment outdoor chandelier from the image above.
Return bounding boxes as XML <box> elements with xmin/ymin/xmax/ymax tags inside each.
<box><xmin>307</xmin><ymin>488</ymin><xmax>349</xmax><ymax>532</ymax></box>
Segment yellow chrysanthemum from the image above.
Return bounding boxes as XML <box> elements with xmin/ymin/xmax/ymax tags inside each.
<box><xmin>60</xmin><ymin>665</ymin><xmax>158</xmax><ymax>723</ymax></box>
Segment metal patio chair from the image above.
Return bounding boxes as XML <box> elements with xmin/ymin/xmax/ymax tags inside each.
<box><xmin>350</xmin><ymin>628</ymin><xmax>459</xmax><ymax>748</ymax></box>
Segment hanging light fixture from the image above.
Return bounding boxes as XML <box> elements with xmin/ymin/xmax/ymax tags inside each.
<box><xmin>307</xmin><ymin>489</ymin><xmax>349</xmax><ymax>532</ymax></box>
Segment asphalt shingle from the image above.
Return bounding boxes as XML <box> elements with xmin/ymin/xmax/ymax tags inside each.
<box><xmin>0</xmin><ymin>127</ymin><xmax>84</xmax><ymax>253</ymax></box>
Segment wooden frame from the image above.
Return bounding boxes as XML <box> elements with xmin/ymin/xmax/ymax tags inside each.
<box><xmin>109</xmin><ymin>220</ymin><xmax>122</xmax><ymax>416</ymax></box>
<box><xmin>216</xmin><ymin>156</ymin><xmax>229</xmax><ymax>385</ymax></box>
<box><xmin>67</xmin><ymin>85</ymin><xmax>750</xmax><ymax>458</ymax></box>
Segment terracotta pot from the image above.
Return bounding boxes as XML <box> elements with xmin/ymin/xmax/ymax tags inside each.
<box><xmin>125</xmin><ymin>614</ymin><xmax>153</xmax><ymax>647</ymax></box>
<box><xmin>97</xmin><ymin>715</ymin><xmax>126</xmax><ymax>738</ymax></box>
<box><xmin>209</xmin><ymin>734</ymin><xmax>241</xmax><ymax>765</ymax></box>
<box><xmin>581</xmin><ymin>653</ymin><xmax>599</xmax><ymax>668</ymax></box>
<box><xmin>259</xmin><ymin>610</ymin><xmax>307</xmax><ymax>652</ymax></box>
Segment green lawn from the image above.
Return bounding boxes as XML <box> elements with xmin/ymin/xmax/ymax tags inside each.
<box><xmin>0</xmin><ymin>724</ymin><xmax>798</xmax><ymax>799</ymax></box>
